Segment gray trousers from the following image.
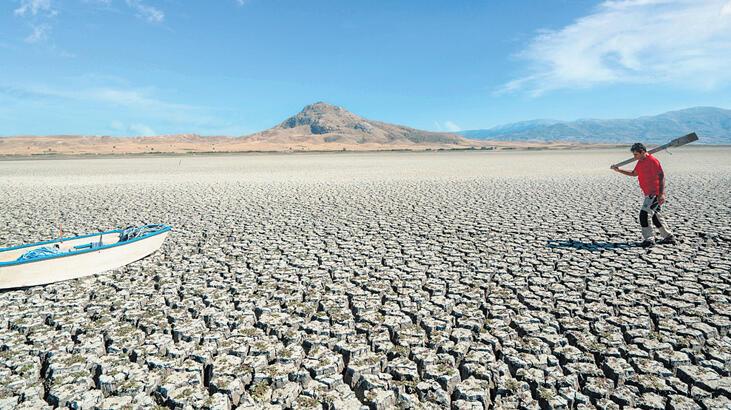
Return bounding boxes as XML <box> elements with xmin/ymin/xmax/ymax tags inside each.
<box><xmin>640</xmin><ymin>195</ymin><xmax>672</xmax><ymax>240</ymax></box>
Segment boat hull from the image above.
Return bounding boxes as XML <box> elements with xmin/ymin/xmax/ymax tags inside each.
<box><xmin>0</xmin><ymin>231</ymin><xmax>168</xmax><ymax>289</ymax></box>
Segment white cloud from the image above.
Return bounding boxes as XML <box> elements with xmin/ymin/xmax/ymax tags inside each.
<box><xmin>443</xmin><ymin>121</ymin><xmax>461</xmax><ymax>132</ymax></box>
<box><xmin>125</xmin><ymin>0</ymin><xmax>164</xmax><ymax>23</ymax></box>
<box><xmin>130</xmin><ymin>123</ymin><xmax>155</xmax><ymax>135</ymax></box>
<box><xmin>24</xmin><ymin>24</ymin><xmax>50</xmax><ymax>43</ymax></box>
<box><xmin>90</xmin><ymin>87</ymin><xmax>165</xmax><ymax>107</ymax></box>
<box><xmin>235</xmin><ymin>0</ymin><xmax>249</xmax><ymax>5</ymax></box>
<box><xmin>433</xmin><ymin>121</ymin><xmax>462</xmax><ymax>132</ymax></box>
<box><xmin>13</xmin><ymin>0</ymin><xmax>57</xmax><ymax>43</ymax></box>
<box><xmin>11</xmin><ymin>0</ymin><xmax>166</xmax><ymax>45</ymax></box>
<box><xmin>14</xmin><ymin>0</ymin><xmax>56</xmax><ymax>17</ymax></box>
<box><xmin>722</xmin><ymin>0</ymin><xmax>731</xmax><ymax>15</ymax></box>
<box><xmin>14</xmin><ymin>83</ymin><xmax>193</xmax><ymax>112</ymax></box>
<box><xmin>504</xmin><ymin>0</ymin><xmax>731</xmax><ymax>95</ymax></box>
<box><xmin>1</xmin><ymin>80</ymin><xmax>226</xmax><ymax>133</ymax></box>
<box><xmin>110</xmin><ymin>121</ymin><xmax>156</xmax><ymax>135</ymax></box>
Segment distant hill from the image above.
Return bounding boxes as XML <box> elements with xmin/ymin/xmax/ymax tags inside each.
<box><xmin>247</xmin><ymin>102</ymin><xmax>468</xmax><ymax>146</ymax></box>
<box><xmin>0</xmin><ymin>102</ymin><xmax>482</xmax><ymax>156</ymax></box>
<box><xmin>460</xmin><ymin>107</ymin><xmax>731</xmax><ymax>144</ymax></box>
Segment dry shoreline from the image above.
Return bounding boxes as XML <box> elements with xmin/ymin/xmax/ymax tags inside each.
<box><xmin>0</xmin><ymin>134</ymin><xmax>633</xmax><ymax>158</ymax></box>
<box><xmin>1</xmin><ymin>143</ymin><xmax>694</xmax><ymax>161</ymax></box>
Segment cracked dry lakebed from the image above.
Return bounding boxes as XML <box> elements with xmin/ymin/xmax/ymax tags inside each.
<box><xmin>0</xmin><ymin>148</ymin><xmax>730</xmax><ymax>409</ymax></box>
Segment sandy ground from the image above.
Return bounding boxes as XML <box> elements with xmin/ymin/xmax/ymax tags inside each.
<box><xmin>0</xmin><ymin>148</ymin><xmax>730</xmax><ymax>408</ymax></box>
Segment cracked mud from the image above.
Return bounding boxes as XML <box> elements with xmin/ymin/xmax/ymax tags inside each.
<box><xmin>0</xmin><ymin>149</ymin><xmax>730</xmax><ymax>409</ymax></box>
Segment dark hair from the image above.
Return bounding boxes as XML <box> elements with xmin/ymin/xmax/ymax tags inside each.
<box><xmin>631</xmin><ymin>143</ymin><xmax>646</xmax><ymax>153</ymax></box>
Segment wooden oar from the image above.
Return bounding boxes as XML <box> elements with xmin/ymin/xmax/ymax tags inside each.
<box><xmin>610</xmin><ymin>132</ymin><xmax>699</xmax><ymax>168</ymax></box>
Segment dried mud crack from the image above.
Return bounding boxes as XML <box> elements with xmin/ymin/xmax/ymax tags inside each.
<box><xmin>0</xmin><ymin>150</ymin><xmax>730</xmax><ymax>409</ymax></box>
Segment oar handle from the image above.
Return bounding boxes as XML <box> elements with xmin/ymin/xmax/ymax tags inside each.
<box><xmin>610</xmin><ymin>132</ymin><xmax>698</xmax><ymax>169</ymax></box>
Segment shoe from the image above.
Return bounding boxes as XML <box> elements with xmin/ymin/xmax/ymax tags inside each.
<box><xmin>640</xmin><ymin>239</ymin><xmax>655</xmax><ymax>248</ymax></box>
<box><xmin>657</xmin><ymin>235</ymin><xmax>676</xmax><ymax>245</ymax></box>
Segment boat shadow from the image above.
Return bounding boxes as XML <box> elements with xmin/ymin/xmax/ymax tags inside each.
<box><xmin>546</xmin><ymin>239</ymin><xmax>638</xmax><ymax>251</ymax></box>
<box><xmin>0</xmin><ymin>285</ymin><xmax>34</xmax><ymax>293</ymax></box>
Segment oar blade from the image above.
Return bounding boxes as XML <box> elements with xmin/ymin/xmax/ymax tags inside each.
<box><xmin>669</xmin><ymin>132</ymin><xmax>698</xmax><ymax>147</ymax></box>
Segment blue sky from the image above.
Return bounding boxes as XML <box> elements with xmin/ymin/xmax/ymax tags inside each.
<box><xmin>2</xmin><ymin>0</ymin><xmax>731</xmax><ymax>136</ymax></box>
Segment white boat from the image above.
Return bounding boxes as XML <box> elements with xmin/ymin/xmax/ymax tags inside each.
<box><xmin>0</xmin><ymin>225</ymin><xmax>171</xmax><ymax>289</ymax></box>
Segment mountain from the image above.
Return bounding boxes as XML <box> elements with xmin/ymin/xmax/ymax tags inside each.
<box><xmin>0</xmin><ymin>103</ymin><xmax>480</xmax><ymax>156</ymax></box>
<box><xmin>460</xmin><ymin>107</ymin><xmax>731</xmax><ymax>144</ymax></box>
<box><xmin>246</xmin><ymin>102</ymin><xmax>468</xmax><ymax>146</ymax></box>
<box><xmin>460</xmin><ymin>119</ymin><xmax>563</xmax><ymax>139</ymax></box>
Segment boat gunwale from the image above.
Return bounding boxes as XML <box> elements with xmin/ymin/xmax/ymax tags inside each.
<box><xmin>0</xmin><ymin>225</ymin><xmax>172</xmax><ymax>267</ymax></box>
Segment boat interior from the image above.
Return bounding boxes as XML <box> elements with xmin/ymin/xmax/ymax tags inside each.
<box><xmin>0</xmin><ymin>232</ymin><xmax>121</xmax><ymax>263</ymax></box>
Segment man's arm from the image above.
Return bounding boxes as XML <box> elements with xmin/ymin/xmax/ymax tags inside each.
<box><xmin>611</xmin><ymin>166</ymin><xmax>637</xmax><ymax>176</ymax></box>
<box><xmin>657</xmin><ymin>171</ymin><xmax>665</xmax><ymax>204</ymax></box>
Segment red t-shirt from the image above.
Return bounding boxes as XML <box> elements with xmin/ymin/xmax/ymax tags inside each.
<box><xmin>633</xmin><ymin>153</ymin><xmax>663</xmax><ymax>196</ymax></box>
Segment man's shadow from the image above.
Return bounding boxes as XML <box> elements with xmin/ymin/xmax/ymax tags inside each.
<box><xmin>546</xmin><ymin>239</ymin><xmax>638</xmax><ymax>251</ymax></box>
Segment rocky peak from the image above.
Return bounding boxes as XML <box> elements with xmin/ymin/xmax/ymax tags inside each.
<box><xmin>299</xmin><ymin>102</ymin><xmax>343</xmax><ymax>116</ymax></box>
<box><xmin>280</xmin><ymin>102</ymin><xmax>367</xmax><ymax>135</ymax></box>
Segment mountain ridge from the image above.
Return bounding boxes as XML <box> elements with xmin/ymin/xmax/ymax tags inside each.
<box><xmin>460</xmin><ymin>107</ymin><xmax>731</xmax><ymax>144</ymax></box>
<box><xmin>3</xmin><ymin>105</ymin><xmax>728</xmax><ymax>156</ymax></box>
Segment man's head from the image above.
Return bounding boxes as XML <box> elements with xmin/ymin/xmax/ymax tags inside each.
<box><xmin>631</xmin><ymin>142</ymin><xmax>647</xmax><ymax>160</ymax></box>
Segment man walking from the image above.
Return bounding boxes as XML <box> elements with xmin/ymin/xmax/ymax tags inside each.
<box><xmin>611</xmin><ymin>143</ymin><xmax>676</xmax><ymax>247</ymax></box>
